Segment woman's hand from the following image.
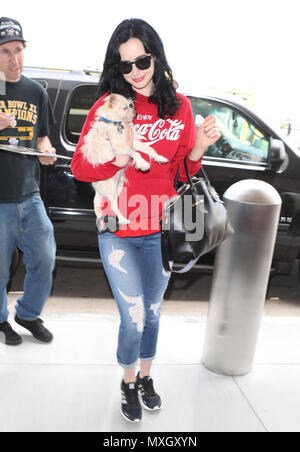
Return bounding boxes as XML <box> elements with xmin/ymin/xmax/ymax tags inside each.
<box><xmin>189</xmin><ymin>115</ymin><xmax>221</xmax><ymax>161</ymax></box>
<box><xmin>113</xmin><ymin>154</ymin><xmax>131</xmax><ymax>167</ymax></box>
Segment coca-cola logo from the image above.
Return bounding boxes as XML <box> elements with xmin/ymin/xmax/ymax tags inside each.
<box><xmin>132</xmin><ymin>119</ymin><xmax>185</xmax><ymax>146</ymax></box>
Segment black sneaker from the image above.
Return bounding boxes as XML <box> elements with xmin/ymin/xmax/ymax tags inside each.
<box><xmin>120</xmin><ymin>380</ymin><xmax>142</xmax><ymax>423</ymax></box>
<box><xmin>0</xmin><ymin>321</ymin><xmax>23</xmax><ymax>346</ymax></box>
<box><xmin>15</xmin><ymin>315</ymin><xmax>53</xmax><ymax>343</ymax></box>
<box><xmin>136</xmin><ymin>372</ymin><xmax>162</xmax><ymax>410</ymax></box>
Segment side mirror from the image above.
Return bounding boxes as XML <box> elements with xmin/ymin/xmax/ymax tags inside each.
<box><xmin>269</xmin><ymin>138</ymin><xmax>287</xmax><ymax>171</ymax></box>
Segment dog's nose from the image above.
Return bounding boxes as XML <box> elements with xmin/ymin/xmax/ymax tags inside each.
<box><xmin>133</xmin><ymin>109</ymin><xmax>137</xmax><ymax>118</ymax></box>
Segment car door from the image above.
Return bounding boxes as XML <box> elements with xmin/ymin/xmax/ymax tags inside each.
<box><xmin>187</xmin><ymin>95</ymin><xmax>296</xmax><ymax>266</ymax></box>
<box><xmin>44</xmin><ymin>80</ymin><xmax>100</xmax><ymax>260</ymax></box>
<box><xmin>188</xmin><ymin>96</ymin><xmax>272</xmax><ymax>194</ymax></box>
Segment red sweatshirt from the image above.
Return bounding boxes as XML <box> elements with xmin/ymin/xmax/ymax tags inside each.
<box><xmin>71</xmin><ymin>91</ymin><xmax>202</xmax><ymax>237</ymax></box>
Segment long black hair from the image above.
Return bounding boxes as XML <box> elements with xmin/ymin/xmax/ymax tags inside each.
<box><xmin>97</xmin><ymin>18</ymin><xmax>180</xmax><ymax>119</ymax></box>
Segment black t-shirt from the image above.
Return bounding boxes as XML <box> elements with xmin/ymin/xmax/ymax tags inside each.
<box><xmin>0</xmin><ymin>75</ymin><xmax>55</xmax><ymax>203</ymax></box>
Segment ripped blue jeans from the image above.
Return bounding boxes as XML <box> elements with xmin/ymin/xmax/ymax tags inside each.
<box><xmin>98</xmin><ymin>232</ymin><xmax>171</xmax><ymax>369</ymax></box>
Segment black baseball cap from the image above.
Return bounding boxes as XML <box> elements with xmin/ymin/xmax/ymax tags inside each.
<box><xmin>0</xmin><ymin>17</ymin><xmax>26</xmax><ymax>46</ymax></box>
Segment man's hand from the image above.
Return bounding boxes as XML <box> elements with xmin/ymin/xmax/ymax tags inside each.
<box><xmin>0</xmin><ymin>112</ymin><xmax>15</xmax><ymax>131</ymax></box>
<box><xmin>38</xmin><ymin>146</ymin><xmax>57</xmax><ymax>165</ymax></box>
<box><xmin>36</xmin><ymin>136</ymin><xmax>57</xmax><ymax>165</ymax></box>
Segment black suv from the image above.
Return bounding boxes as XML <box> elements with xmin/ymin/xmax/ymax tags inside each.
<box><xmin>13</xmin><ymin>66</ymin><xmax>300</xmax><ymax>276</ymax></box>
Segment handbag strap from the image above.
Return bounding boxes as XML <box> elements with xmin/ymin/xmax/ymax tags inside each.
<box><xmin>183</xmin><ymin>156</ymin><xmax>214</xmax><ymax>194</ymax></box>
<box><xmin>174</xmin><ymin>156</ymin><xmax>196</xmax><ymax>190</ymax></box>
<box><xmin>184</xmin><ymin>155</ymin><xmax>212</xmax><ymax>189</ymax></box>
<box><xmin>186</xmin><ymin>157</ymin><xmax>222</xmax><ymax>204</ymax></box>
<box><xmin>166</xmin><ymin>256</ymin><xmax>201</xmax><ymax>274</ymax></box>
<box><xmin>183</xmin><ymin>156</ymin><xmax>194</xmax><ymax>187</ymax></box>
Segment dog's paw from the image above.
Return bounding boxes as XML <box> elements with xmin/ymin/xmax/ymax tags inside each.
<box><xmin>155</xmin><ymin>155</ymin><xmax>168</xmax><ymax>164</ymax></box>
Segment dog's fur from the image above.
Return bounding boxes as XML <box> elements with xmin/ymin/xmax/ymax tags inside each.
<box><xmin>81</xmin><ymin>93</ymin><xmax>168</xmax><ymax>224</ymax></box>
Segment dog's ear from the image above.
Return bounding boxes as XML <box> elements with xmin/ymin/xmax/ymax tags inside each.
<box><xmin>108</xmin><ymin>94</ymin><xmax>117</xmax><ymax>108</ymax></box>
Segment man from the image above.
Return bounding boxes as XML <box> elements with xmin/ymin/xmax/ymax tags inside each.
<box><xmin>0</xmin><ymin>17</ymin><xmax>57</xmax><ymax>346</ymax></box>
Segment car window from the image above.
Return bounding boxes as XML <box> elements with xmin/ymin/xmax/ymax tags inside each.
<box><xmin>188</xmin><ymin>97</ymin><xmax>269</xmax><ymax>164</ymax></box>
<box><xmin>35</xmin><ymin>79</ymin><xmax>48</xmax><ymax>90</ymax></box>
<box><xmin>65</xmin><ymin>85</ymin><xmax>98</xmax><ymax>144</ymax></box>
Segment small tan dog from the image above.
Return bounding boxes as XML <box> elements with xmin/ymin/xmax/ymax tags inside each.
<box><xmin>81</xmin><ymin>93</ymin><xmax>168</xmax><ymax>225</ymax></box>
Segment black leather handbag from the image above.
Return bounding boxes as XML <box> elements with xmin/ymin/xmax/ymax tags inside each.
<box><xmin>161</xmin><ymin>157</ymin><xmax>230</xmax><ymax>273</ymax></box>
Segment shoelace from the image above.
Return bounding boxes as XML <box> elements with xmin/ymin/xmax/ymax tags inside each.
<box><xmin>124</xmin><ymin>384</ymin><xmax>139</xmax><ymax>404</ymax></box>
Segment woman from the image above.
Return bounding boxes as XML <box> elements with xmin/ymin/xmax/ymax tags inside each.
<box><xmin>71</xmin><ymin>18</ymin><xmax>220</xmax><ymax>423</ymax></box>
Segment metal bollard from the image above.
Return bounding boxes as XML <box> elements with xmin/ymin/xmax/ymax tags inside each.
<box><xmin>202</xmin><ymin>179</ymin><xmax>282</xmax><ymax>376</ymax></box>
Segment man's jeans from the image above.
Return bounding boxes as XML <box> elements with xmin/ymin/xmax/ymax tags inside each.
<box><xmin>98</xmin><ymin>232</ymin><xmax>171</xmax><ymax>368</ymax></box>
<box><xmin>0</xmin><ymin>195</ymin><xmax>56</xmax><ymax>323</ymax></box>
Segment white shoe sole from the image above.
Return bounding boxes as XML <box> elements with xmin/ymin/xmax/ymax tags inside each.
<box><xmin>139</xmin><ymin>394</ymin><xmax>162</xmax><ymax>411</ymax></box>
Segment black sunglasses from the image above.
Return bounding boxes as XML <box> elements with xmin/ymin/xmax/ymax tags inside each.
<box><xmin>119</xmin><ymin>55</ymin><xmax>152</xmax><ymax>75</ymax></box>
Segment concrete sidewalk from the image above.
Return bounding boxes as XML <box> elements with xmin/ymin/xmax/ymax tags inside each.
<box><xmin>1</xmin><ymin>311</ymin><xmax>300</xmax><ymax>432</ymax></box>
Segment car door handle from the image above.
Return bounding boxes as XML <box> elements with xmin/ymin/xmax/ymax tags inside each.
<box><xmin>54</xmin><ymin>163</ymin><xmax>71</xmax><ymax>170</ymax></box>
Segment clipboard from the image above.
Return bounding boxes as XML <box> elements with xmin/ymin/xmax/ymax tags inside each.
<box><xmin>0</xmin><ymin>144</ymin><xmax>72</xmax><ymax>161</ymax></box>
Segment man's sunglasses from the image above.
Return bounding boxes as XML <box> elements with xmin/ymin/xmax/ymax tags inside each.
<box><xmin>119</xmin><ymin>55</ymin><xmax>152</xmax><ymax>75</ymax></box>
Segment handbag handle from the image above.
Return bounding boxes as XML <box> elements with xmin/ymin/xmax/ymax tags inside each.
<box><xmin>183</xmin><ymin>156</ymin><xmax>194</xmax><ymax>186</ymax></box>
<box><xmin>184</xmin><ymin>156</ymin><xmax>213</xmax><ymax>191</ymax></box>
<box><xmin>174</xmin><ymin>156</ymin><xmax>197</xmax><ymax>191</ymax></box>
<box><xmin>183</xmin><ymin>156</ymin><xmax>222</xmax><ymax>204</ymax></box>
<box><xmin>176</xmin><ymin>156</ymin><xmax>210</xmax><ymax>187</ymax></box>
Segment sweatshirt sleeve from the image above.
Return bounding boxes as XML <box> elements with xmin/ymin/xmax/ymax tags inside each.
<box><xmin>71</xmin><ymin>96</ymin><xmax>121</xmax><ymax>182</ymax></box>
<box><xmin>170</xmin><ymin>94</ymin><xmax>203</xmax><ymax>182</ymax></box>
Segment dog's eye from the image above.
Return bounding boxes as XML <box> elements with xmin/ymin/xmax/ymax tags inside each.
<box><xmin>129</xmin><ymin>102</ymin><xmax>134</xmax><ymax>109</ymax></box>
